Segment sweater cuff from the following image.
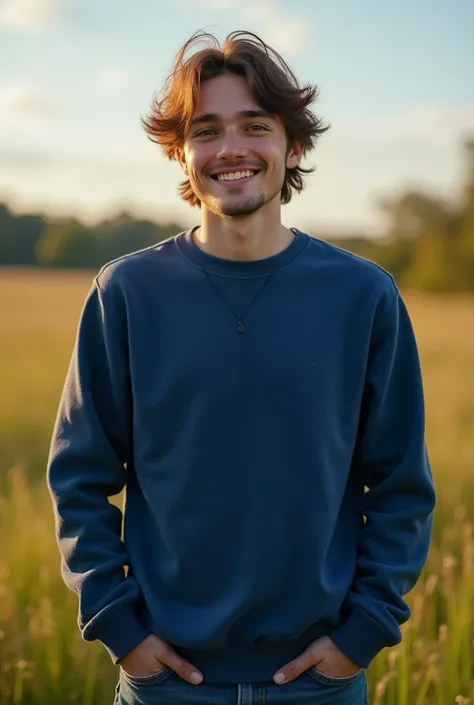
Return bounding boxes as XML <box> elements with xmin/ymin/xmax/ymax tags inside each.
<box><xmin>328</xmin><ymin>608</ymin><xmax>395</xmax><ymax>669</ymax></box>
<box><xmin>87</xmin><ymin>602</ymin><xmax>152</xmax><ymax>664</ymax></box>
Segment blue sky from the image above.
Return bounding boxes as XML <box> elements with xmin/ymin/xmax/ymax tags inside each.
<box><xmin>0</xmin><ymin>0</ymin><xmax>473</xmax><ymax>235</ymax></box>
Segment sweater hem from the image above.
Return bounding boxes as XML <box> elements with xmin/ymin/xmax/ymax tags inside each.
<box><xmin>173</xmin><ymin>621</ymin><xmax>331</xmax><ymax>683</ymax></box>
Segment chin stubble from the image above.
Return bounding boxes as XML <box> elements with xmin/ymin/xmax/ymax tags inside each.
<box><xmin>218</xmin><ymin>191</ymin><xmax>266</xmax><ymax>217</ymax></box>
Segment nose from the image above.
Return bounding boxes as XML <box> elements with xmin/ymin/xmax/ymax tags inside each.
<box><xmin>216</xmin><ymin>127</ymin><xmax>248</xmax><ymax>161</ymax></box>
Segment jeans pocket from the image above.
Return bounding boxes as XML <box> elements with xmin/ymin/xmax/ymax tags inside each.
<box><xmin>113</xmin><ymin>679</ymin><xmax>121</xmax><ymax>705</ymax></box>
<box><xmin>306</xmin><ymin>666</ymin><xmax>364</xmax><ymax>686</ymax></box>
<box><xmin>120</xmin><ymin>666</ymin><xmax>174</xmax><ymax>686</ymax></box>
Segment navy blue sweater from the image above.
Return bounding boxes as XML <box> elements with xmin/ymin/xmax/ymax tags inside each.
<box><xmin>47</xmin><ymin>228</ymin><xmax>436</xmax><ymax>683</ymax></box>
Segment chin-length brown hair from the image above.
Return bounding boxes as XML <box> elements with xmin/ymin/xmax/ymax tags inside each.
<box><xmin>141</xmin><ymin>30</ymin><xmax>329</xmax><ymax>206</ymax></box>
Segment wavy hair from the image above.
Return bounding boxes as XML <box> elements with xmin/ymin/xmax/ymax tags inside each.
<box><xmin>142</xmin><ymin>30</ymin><xmax>329</xmax><ymax>206</ymax></box>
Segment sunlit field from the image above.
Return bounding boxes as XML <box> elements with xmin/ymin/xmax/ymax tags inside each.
<box><xmin>1</xmin><ymin>267</ymin><xmax>473</xmax><ymax>704</ymax></box>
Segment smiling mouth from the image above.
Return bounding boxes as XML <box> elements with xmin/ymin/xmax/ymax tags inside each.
<box><xmin>210</xmin><ymin>169</ymin><xmax>260</xmax><ymax>184</ymax></box>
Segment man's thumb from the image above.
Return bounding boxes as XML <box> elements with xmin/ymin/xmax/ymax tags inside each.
<box><xmin>273</xmin><ymin>649</ymin><xmax>323</xmax><ymax>685</ymax></box>
<box><xmin>159</xmin><ymin>648</ymin><xmax>203</xmax><ymax>685</ymax></box>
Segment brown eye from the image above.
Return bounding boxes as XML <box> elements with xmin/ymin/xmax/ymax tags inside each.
<box><xmin>195</xmin><ymin>128</ymin><xmax>217</xmax><ymax>137</ymax></box>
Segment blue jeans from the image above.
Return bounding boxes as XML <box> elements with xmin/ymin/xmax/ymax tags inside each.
<box><xmin>114</xmin><ymin>666</ymin><xmax>370</xmax><ymax>704</ymax></box>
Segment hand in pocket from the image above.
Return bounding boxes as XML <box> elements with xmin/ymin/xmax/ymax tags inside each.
<box><xmin>118</xmin><ymin>635</ymin><xmax>203</xmax><ymax>685</ymax></box>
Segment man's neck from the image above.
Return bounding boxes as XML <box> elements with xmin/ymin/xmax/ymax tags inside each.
<box><xmin>194</xmin><ymin>209</ymin><xmax>294</xmax><ymax>261</ymax></box>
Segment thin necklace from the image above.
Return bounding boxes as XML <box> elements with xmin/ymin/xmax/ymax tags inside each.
<box><xmin>200</xmin><ymin>267</ymin><xmax>276</xmax><ymax>335</ymax></box>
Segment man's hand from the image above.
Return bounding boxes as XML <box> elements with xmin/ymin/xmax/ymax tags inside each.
<box><xmin>118</xmin><ymin>635</ymin><xmax>203</xmax><ymax>685</ymax></box>
<box><xmin>273</xmin><ymin>636</ymin><xmax>362</xmax><ymax>684</ymax></box>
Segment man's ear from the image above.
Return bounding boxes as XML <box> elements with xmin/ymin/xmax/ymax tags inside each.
<box><xmin>286</xmin><ymin>141</ymin><xmax>304</xmax><ymax>169</ymax></box>
<box><xmin>177</xmin><ymin>149</ymin><xmax>188</xmax><ymax>175</ymax></box>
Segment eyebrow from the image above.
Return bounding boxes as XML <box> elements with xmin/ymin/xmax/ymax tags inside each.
<box><xmin>190</xmin><ymin>110</ymin><xmax>275</xmax><ymax>127</ymax></box>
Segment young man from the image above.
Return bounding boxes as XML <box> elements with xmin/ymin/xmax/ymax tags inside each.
<box><xmin>47</xmin><ymin>30</ymin><xmax>436</xmax><ymax>705</ymax></box>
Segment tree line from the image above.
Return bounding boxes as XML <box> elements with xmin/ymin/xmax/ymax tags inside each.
<box><xmin>1</xmin><ymin>139</ymin><xmax>473</xmax><ymax>293</ymax></box>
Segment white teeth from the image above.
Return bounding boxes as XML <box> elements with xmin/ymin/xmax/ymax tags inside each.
<box><xmin>216</xmin><ymin>170</ymin><xmax>254</xmax><ymax>181</ymax></box>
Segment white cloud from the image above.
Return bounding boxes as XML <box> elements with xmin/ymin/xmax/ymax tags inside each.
<box><xmin>239</xmin><ymin>0</ymin><xmax>309</xmax><ymax>54</ymax></box>
<box><xmin>95</xmin><ymin>68</ymin><xmax>132</xmax><ymax>94</ymax></box>
<box><xmin>0</xmin><ymin>0</ymin><xmax>59</xmax><ymax>30</ymax></box>
<box><xmin>184</xmin><ymin>0</ymin><xmax>309</xmax><ymax>54</ymax></box>
<box><xmin>254</xmin><ymin>16</ymin><xmax>309</xmax><ymax>55</ymax></box>
<box><xmin>0</xmin><ymin>83</ymin><xmax>57</xmax><ymax>123</ymax></box>
<box><xmin>398</xmin><ymin>105</ymin><xmax>474</xmax><ymax>144</ymax></box>
<box><xmin>323</xmin><ymin>105</ymin><xmax>474</xmax><ymax>158</ymax></box>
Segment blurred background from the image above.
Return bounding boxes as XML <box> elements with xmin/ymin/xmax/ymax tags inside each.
<box><xmin>0</xmin><ymin>1</ymin><xmax>473</xmax><ymax>703</ymax></box>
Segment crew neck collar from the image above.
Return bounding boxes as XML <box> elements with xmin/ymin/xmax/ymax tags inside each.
<box><xmin>176</xmin><ymin>226</ymin><xmax>309</xmax><ymax>278</ymax></box>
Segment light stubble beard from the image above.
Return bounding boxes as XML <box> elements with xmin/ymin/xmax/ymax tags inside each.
<box><xmin>210</xmin><ymin>190</ymin><xmax>266</xmax><ymax>218</ymax></box>
<box><xmin>203</xmin><ymin>175</ymin><xmax>285</xmax><ymax>218</ymax></box>
<box><xmin>191</xmin><ymin>169</ymin><xmax>286</xmax><ymax>218</ymax></box>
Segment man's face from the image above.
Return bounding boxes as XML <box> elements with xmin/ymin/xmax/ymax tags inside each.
<box><xmin>180</xmin><ymin>73</ymin><xmax>302</xmax><ymax>217</ymax></box>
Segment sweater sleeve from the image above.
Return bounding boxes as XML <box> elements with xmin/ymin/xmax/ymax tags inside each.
<box><xmin>46</xmin><ymin>277</ymin><xmax>151</xmax><ymax>664</ymax></box>
<box><xmin>328</xmin><ymin>287</ymin><xmax>436</xmax><ymax>669</ymax></box>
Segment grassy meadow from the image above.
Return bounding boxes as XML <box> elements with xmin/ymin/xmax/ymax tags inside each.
<box><xmin>0</xmin><ymin>267</ymin><xmax>473</xmax><ymax>704</ymax></box>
